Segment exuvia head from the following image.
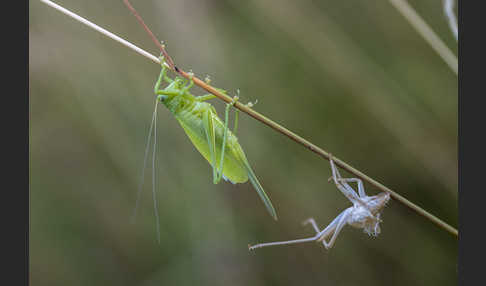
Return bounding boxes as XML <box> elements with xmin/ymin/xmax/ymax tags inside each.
<box><xmin>366</xmin><ymin>192</ymin><xmax>390</xmax><ymax>216</ymax></box>
<box><xmin>362</xmin><ymin>192</ymin><xmax>390</xmax><ymax>235</ymax></box>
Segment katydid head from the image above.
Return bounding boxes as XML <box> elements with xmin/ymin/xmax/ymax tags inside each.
<box><xmin>158</xmin><ymin>94</ymin><xmax>168</xmax><ymax>102</ymax></box>
<box><xmin>157</xmin><ymin>77</ymin><xmax>186</xmax><ymax>103</ymax></box>
<box><xmin>352</xmin><ymin>192</ymin><xmax>390</xmax><ymax>236</ymax></box>
<box><xmin>166</xmin><ymin>77</ymin><xmax>184</xmax><ymax>90</ymax></box>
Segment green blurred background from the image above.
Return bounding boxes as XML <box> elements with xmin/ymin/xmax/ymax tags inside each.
<box><xmin>29</xmin><ymin>0</ymin><xmax>457</xmax><ymax>285</ymax></box>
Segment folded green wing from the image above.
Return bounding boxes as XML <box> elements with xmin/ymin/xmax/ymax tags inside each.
<box><xmin>177</xmin><ymin>116</ymin><xmax>248</xmax><ymax>184</ymax></box>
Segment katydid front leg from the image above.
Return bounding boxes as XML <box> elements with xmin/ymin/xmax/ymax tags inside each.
<box><xmin>154</xmin><ymin>61</ymin><xmax>178</xmax><ymax>100</ymax></box>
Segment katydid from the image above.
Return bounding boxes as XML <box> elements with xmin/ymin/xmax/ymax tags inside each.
<box><xmin>139</xmin><ymin>57</ymin><xmax>277</xmax><ymax>222</ymax></box>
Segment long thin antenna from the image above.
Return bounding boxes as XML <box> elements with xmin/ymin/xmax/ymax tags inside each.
<box><xmin>130</xmin><ymin>99</ymin><xmax>158</xmax><ymax>223</ymax></box>
<box><xmin>39</xmin><ymin>0</ymin><xmax>458</xmax><ymax>237</ymax></box>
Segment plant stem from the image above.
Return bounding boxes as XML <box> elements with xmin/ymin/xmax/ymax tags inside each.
<box><xmin>39</xmin><ymin>0</ymin><xmax>458</xmax><ymax>237</ymax></box>
<box><xmin>443</xmin><ymin>0</ymin><xmax>458</xmax><ymax>41</ymax></box>
<box><xmin>388</xmin><ymin>0</ymin><xmax>458</xmax><ymax>75</ymax></box>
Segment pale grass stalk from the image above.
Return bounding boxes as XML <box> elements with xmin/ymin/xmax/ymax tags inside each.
<box><xmin>388</xmin><ymin>0</ymin><xmax>458</xmax><ymax>74</ymax></box>
<box><xmin>39</xmin><ymin>0</ymin><xmax>165</xmax><ymax>67</ymax></box>
<box><xmin>443</xmin><ymin>0</ymin><xmax>458</xmax><ymax>41</ymax></box>
<box><xmin>39</xmin><ymin>0</ymin><xmax>458</xmax><ymax>237</ymax></box>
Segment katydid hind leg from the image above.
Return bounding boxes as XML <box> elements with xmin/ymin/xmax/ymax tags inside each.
<box><xmin>196</xmin><ymin>86</ymin><xmax>228</xmax><ymax>102</ymax></box>
<box><xmin>302</xmin><ymin>218</ymin><xmax>321</xmax><ymax>233</ymax></box>
<box><xmin>304</xmin><ymin>213</ymin><xmax>344</xmax><ymax>249</ymax></box>
<box><xmin>249</xmin><ymin>213</ymin><xmax>344</xmax><ymax>250</ymax></box>
<box><xmin>196</xmin><ymin>94</ymin><xmax>237</xmax><ymax>185</ymax></box>
<box><xmin>202</xmin><ymin>109</ymin><xmax>219</xmax><ymax>183</ymax></box>
<box><xmin>196</xmin><ymin>94</ymin><xmax>217</xmax><ymax>102</ymax></box>
<box><xmin>215</xmin><ymin>97</ymin><xmax>241</xmax><ymax>182</ymax></box>
<box><xmin>318</xmin><ymin>209</ymin><xmax>351</xmax><ymax>249</ymax></box>
<box><xmin>329</xmin><ymin>156</ymin><xmax>361</xmax><ymax>202</ymax></box>
<box><xmin>249</xmin><ymin>234</ymin><xmax>320</xmax><ymax>250</ymax></box>
<box><xmin>302</xmin><ymin>218</ymin><xmax>332</xmax><ymax>248</ymax></box>
<box><xmin>215</xmin><ymin>103</ymin><xmax>233</xmax><ymax>184</ymax></box>
<box><xmin>338</xmin><ymin>178</ymin><xmax>367</xmax><ymax>198</ymax></box>
<box><xmin>218</xmin><ymin>96</ymin><xmax>242</xmax><ymax>182</ymax></box>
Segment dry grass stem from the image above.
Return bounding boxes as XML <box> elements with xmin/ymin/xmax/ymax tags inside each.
<box><xmin>40</xmin><ymin>0</ymin><xmax>458</xmax><ymax>238</ymax></box>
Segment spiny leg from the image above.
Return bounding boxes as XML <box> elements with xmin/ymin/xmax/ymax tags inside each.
<box><xmin>329</xmin><ymin>156</ymin><xmax>373</xmax><ymax>215</ymax></box>
<box><xmin>245</xmin><ymin>162</ymin><xmax>278</xmax><ymax>220</ymax></box>
<box><xmin>195</xmin><ymin>91</ymin><xmax>241</xmax><ymax>183</ymax></box>
<box><xmin>302</xmin><ymin>218</ymin><xmax>330</xmax><ymax>248</ymax></box>
<box><xmin>249</xmin><ymin>210</ymin><xmax>346</xmax><ymax>251</ymax></box>
<box><xmin>317</xmin><ymin>208</ymin><xmax>351</xmax><ymax>249</ymax></box>
<box><xmin>196</xmin><ymin>93</ymin><xmax>239</xmax><ymax>133</ymax></box>
<box><xmin>153</xmin><ymin>64</ymin><xmax>165</xmax><ymax>94</ymax></box>
<box><xmin>202</xmin><ymin>109</ymin><xmax>218</xmax><ymax>183</ymax></box>
<box><xmin>372</xmin><ymin>213</ymin><xmax>382</xmax><ymax>235</ymax></box>
<box><xmin>337</xmin><ymin>177</ymin><xmax>376</xmax><ymax>218</ymax></box>
<box><xmin>195</xmin><ymin>85</ymin><xmax>229</xmax><ymax>102</ymax></box>
<box><xmin>159</xmin><ymin>55</ymin><xmax>174</xmax><ymax>84</ymax></box>
<box><xmin>182</xmin><ymin>72</ymin><xmax>194</xmax><ymax>92</ymax></box>
<box><xmin>198</xmin><ymin>91</ymin><xmax>247</xmax><ymax>133</ymax></box>
<box><xmin>329</xmin><ymin>155</ymin><xmax>361</xmax><ymax>203</ymax></box>
<box><xmin>196</xmin><ymin>94</ymin><xmax>217</xmax><ymax>102</ymax></box>
<box><xmin>214</xmin><ymin>96</ymin><xmax>240</xmax><ymax>182</ymax></box>
<box><xmin>231</xmin><ymin>90</ymin><xmax>241</xmax><ymax>135</ymax></box>
<box><xmin>307</xmin><ymin>209</ymin><xmax>349</xmax><ymax>249</ymax></box>
<box><xmin>154</xmin><ymin>57</ymin><xmax>173</xmax><ymax>94</ymax></box>
<box><xmin>195</xmin><ymin>87</ymin><xmax>229</xmax><ymax>102</ymax></box>
<box><xmin>230</xmin><ymin>90</ymin><xmax>257</xmax><ymax>135</ymax></box>
<box><xmin>200</xmin><ymin>95</ymin><xmax>240</xmax><ymax>184</ymax></box>
<box><xmin>229</xmin><ymin>98</ymin><xmax>257</xmax><ymax>135</ymax></box>
<box><xmin>154</xmin><ymin>65</ymin><xmax>180</xmax><ymax>98</ymax></box>
<box><xmin>337</xmin><ymin>178</ymin><xmax>367</xmax><ymax>198</ymax></box>
<box><xmin>302</xmin><ymin>218</ymin><xmax>321</xmax><ymax>233</ymax></box>
<box><xmin>232</xmin><ymin>107</ymin><xmax>239</xmax><ymax>135</ymax></box>
<box><xmin>249</xmin><ymin>233</ymin><xmax>323</xmax><ymax>250</ymax></box>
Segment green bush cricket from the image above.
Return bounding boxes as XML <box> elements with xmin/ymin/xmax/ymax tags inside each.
<box><xmin>147</xmin><ymin>59</ymin><xmax>277</xmax><ymax>221</ymax></box>
<box><xmin>122</xmin><ymin>1</ymin><xmax>277</xmax><ymax>243</ymax></box>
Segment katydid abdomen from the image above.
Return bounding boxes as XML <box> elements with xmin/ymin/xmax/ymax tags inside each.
<box><xmin>176</xmin><ymin>102</ymin><xmax>248</xmax><ymax>183</ymax></box>
<box><xmin>163</xmin><ymin>96</ymin><xmax>277</xmax><ymax>219</ymax></box>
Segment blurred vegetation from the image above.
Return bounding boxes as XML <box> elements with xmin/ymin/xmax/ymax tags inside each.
<box><xmin>30</xmin><ymin>0</ymin><xmax>457</xmax><ymax>285</ymax></box>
